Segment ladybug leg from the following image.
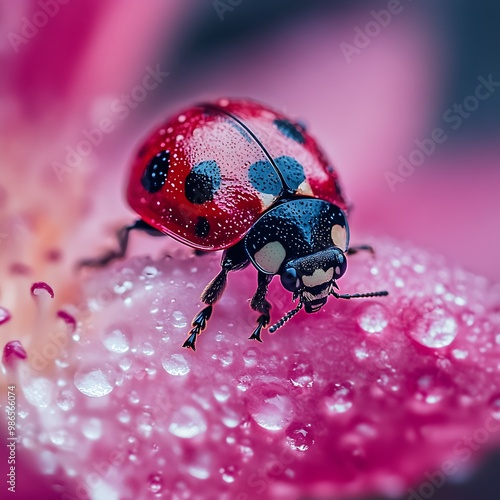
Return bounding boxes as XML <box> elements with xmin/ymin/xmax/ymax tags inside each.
<box><xmin>346</xmin><ymin>244</ymin><xmax>375</xmax><ymax>256</ymax></box>
<box><xmin>78</xmin><ymin>219</ymin><xmax>165</xmax><ymax>268</ymax></box>
<box><xmin>248</xmin><ymin>272</ymin><xmax>273</xmax><ymax>343</ymax></box>
<box><xmin>183</xmin><ymin>242</ymin><xmax>249</xmax><ymax>351</ymax></box>
<box><xmin>182</xmin><ymin>305</ymin><xmax>213</xmax><ymax>351</ymax></box>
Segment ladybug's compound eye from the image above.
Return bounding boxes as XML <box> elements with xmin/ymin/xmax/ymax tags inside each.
<box><xmin>333</xmin><ymin>253</ymin><xmax>347</xmax><ymax>279</ymax></box>
<box><xmin>280</xmin><ymin>267</ymin><xmax>301</xmax><ymax>292</ymax></box>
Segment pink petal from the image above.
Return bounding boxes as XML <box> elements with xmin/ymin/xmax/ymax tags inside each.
<box><xmin>11</xmin><ymin>238</ymin><xmax>500</xmax><ymax>499</ymax></box>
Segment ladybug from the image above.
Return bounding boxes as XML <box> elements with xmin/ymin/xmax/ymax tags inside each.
<box><xmin>82</xmin><ymin>98</ymin><xmax>388</xmax><ymax>350</ymax></box>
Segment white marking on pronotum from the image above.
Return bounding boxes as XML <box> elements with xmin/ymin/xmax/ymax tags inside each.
<box><xmin>254</xmin><ymin>241</ymin><xmax>286</xmax><ymax>274</ymax></box>
<box><xmin>302</xmin><ymin>267</ymin><xmax>334</xmax><ymax>288</ymax></box>
<box><xmin>331</xmin><ymin>224</ymin><xmax>347</xmax><ymax>251</ymax></box>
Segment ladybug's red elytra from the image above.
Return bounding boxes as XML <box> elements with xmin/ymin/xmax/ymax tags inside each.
<box><xmin>81</xmin><ymin>98</ymin><xmax>388</xmax><ymax>350</ymax></box>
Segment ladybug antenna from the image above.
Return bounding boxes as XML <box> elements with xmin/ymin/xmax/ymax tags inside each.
<box><xmin>330</xmin><ymin>289</ymin><xmax>389</xmax><ymax>300</ymax></box>
<box><xmin>269</xmin><ymin>301</ymin><xmax>303</xmax><ymax>333</ymax></box>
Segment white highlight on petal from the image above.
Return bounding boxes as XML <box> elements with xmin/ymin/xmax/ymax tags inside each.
<box><xmin>254</xmin><ymin>241</ymin><xmax>286</xmax><ymax>274</ymax></box>
<box><xmin>302</xmin><ymin>267</ymin><xmax>334</xmax><ymax>287</ymax></box>
<box><xmin>331</xmin><ymin>224</ymin><xmax>347</xmax><ymax>251</ymax></box>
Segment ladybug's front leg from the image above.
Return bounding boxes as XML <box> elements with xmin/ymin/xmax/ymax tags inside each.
<box><xmin>182</xmin><ymin>242</ymin><xmax>249</xmax><ymax>351</ymax></box>
<box><xmin>249</xmin><ymin>272</ymin><xmax>273</xmax><ymax>343</ymax></box>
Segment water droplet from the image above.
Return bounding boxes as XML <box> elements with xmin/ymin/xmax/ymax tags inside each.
<box><xmin>354</xmin><ymin>346</ymin><xmax>369</xmax><ymax>360</ymax></box>
<box><xmin>172</xmin><ymin>310</ymin><xmax>187</xmax><ymax>328</ymax></box>
<box><xmin>247</xmin><ymin>385</ymin><xmax>294</xmax><ymax>431</ymax></box>
<box><xmin>219</xmin><ymin>350</ymin><xmax>233</xmax><ymax>367</ymax></box>
<box><xmin>141</xmin><ymin>342</ymin><xmax>155</xmax><ymax>356</ymax></box>
<box><xmin>137</xmin><ymin>411</ymin><xmax>154</xmax><ymax>439</ymax></box>
<box><xmin>286</xmin><ymin>422</ymin><xmax>314</xmax><ymax>451</ymax></box>
<box><xmin>357</xmin><ymin>303</ymin><xmax>389</xmax><ymax>334</ymax></box>
<box><xmin>119</xmin><ymin>357</ymin><xmax>132</xmax><ymax>371</ymax></box>
<box><xmin>113</xmin><ymin>280</ymin><xmax>133</xmax><ymax>294</ymax></box>
<box><xmin>220</xmin><ymin>465</ymin><xmax>238</xmax><ymax>483</ymax></box>
<box><xmin>126</xmin><ymin>435</ymin><xmax>139</xmax><ymax>461</ymax></box>
<box><xmin>23</xmin><ymin>377</ymin><xmax>54</xmax><ymax>408</ymax></box>
<box><xmin>324</xmin><ymin>383</ymin><xmax>355</xmax><ymax>414</ymax></box>
<box><xmin>50</xmin><ymin>429</ymin><xmax>68</xmax><ymax>446</ymax></box>
<box><xmin>406</xmin><ymin>302</ymin><xmax>458</xmax><ymax>348</ymax></box>
<box><xmin>162</xmin><ymin>354</ymin><xmax>190</xmax><ymax>376</ymax></box>
<box><xmin>412</xmin><ymin>375</ymin><xmax>448</xmax><ymax>410</ymax></box>
<box><xmin>128</xmin><ymin>390</ymin><xmax>140</xmax><ymax>404</ymax></box>
<box><xmin>451</xmin><ymin>348</ymin><xmax>468</xmax><ymax>360</ymax></box>
<box><xmin>142</xmin><ymin>265</ymin><xmax>158</xmax><ymax>278</ymax></box>
<box><xmin>222</xmin><ymin>407</ymin><xmax>242</xmax><ymax>428</ymax></box>
<box><xmin>103</xmin><ymin>327</ymin><xmax>130</xmax><ymax>353</ymax></box>
<box><xmin>213</xmin><ymin>385</ymin><xmax>231</xmax><ymax>402</ymax></box>
<box><xmin>82</xmin><ymin>418</ymin><xmax>102</xmax><ymax>440</ymax></box>
<box><xmin>243</xmin><ymin>348</ymin><xmax>258</xmax><ymax>368</ymax></box>
<box><xmin>288</xmin><ymin>356</ymin><xmax>314</xmax><ymax>387</ymax></box>
<box><xmin>118</xmin><ymin>409</ymin><xmax>131</xmax><ymax>424</ymax></box>
<box><xmin>74</xmin><ymin>369</ymin><xmax>113</xmax><ymax>397</ymax></box>
<box><xmin>169</xmin><ymin>406</ymin><xmax>207</xmax><ymax>438</ymax></box>
<box><xmin>489</xmin><ymin>394</ymin><xmax>500</xmax><ymax>419</ymax></box>
<box><xmin>188</xmin><ymin>462</ymin><xmax>210</xmax><ymax>479</ymax></box>
<box><xmin>148</xmin><ymin>472</ymin><xmax>163</xmax><ymax>494</ymax></box>
<box><xmin>57</xmin><ymin>389</ymin><xmax>75</xmax><ymax>411</ymax></box>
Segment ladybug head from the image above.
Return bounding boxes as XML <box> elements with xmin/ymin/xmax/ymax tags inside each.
<box><xmin>280</xmin><ymin>246</ymin><xmax>347</xmax><ymax>313</ymax></box>
<box><xmin>245</xmin><ymin>198</ymin><xmax>350</xmax><ymax>325</ymax></box>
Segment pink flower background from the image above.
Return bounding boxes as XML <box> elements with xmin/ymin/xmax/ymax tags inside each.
<box><xmin>1</xmin><ymin>1</ymin><xmax>499</xmax><ymax>499</ymax></box>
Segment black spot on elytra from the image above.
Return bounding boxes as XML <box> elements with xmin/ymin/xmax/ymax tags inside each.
<box><xmin>185</xmin><ymin>160</ymin><xmax>221</xmax><ymax>204</ymax></box>
<box><xmin>141</xmin><ymin>151</ymin><xmax>169</xmax><ymax>193</ymax></box>
<box><xmin>274</xmin><ymin>119</ymin><xmax>305</xmax><ymax>144</ymax></box>
<box><xmin>195</xmin><ymin>217</ymin><xmax>210</xmax><ymax>238</ymax></box>
<box><xmin>275</xmin><ymin>156</ymin><xmax>306</xmax><ymax>191</ymax></box>
<box><xmin>248</xmin><ymin>159</ymin><xmax>282</xmax><ymax>196</ymax></box>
